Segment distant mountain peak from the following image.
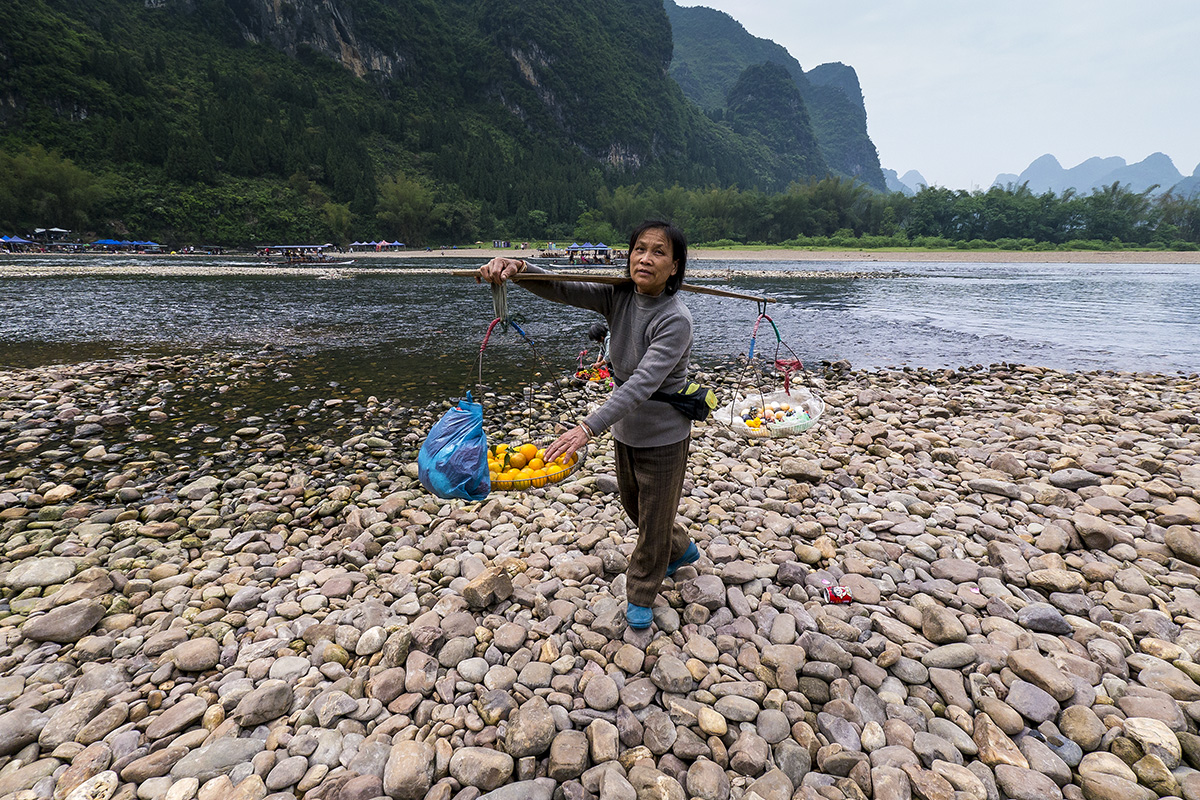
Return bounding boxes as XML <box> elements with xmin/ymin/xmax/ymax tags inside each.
<box><xmin>1028</xmin><ymin>153</ymin><xmax>1064</xmax><ymax>169</ymax></box>
<box><xmin>992</xmin><ymin>153</ymin><xmax>1184</xmax><ymax>195</ymax></box>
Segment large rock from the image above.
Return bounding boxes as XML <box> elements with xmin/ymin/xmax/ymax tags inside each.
<box><xmin>1049</xmin><ymin>468</ymin><xmax>1101</xmax><ymax>489</ymax></box>
<box><xmin>504</xmin><ymin>696</ymin><xmax>556</xmax><ymax>757</ymax></box>
<box><xmin>145</xmin><ymin>696</ymin><xmax>209</xmax><ymax>740</ymax></box>
<box><xmin>6</xmin><ymin>557</ymin><xmax>76</xmax><ymax>590</ymax></box>
<box><xmin>779</xmin><ymin>457</ymin><xmax>823</xmax><ymax>482</ymax></box>
<box><xmin>170</xmin><ymin>739</ymin><xmax>265</xmax><ymax>781</ymax></box>
<box><xmin>1123</xmin><ymin>717</ymin><xmax>1182</xmax><ymax>768</ymax></box>
<box><xmin>628</xmin><ymin>765</ymin><xmax>686</xmax><ymax>800</ymax></box>
<box><xmin>681</xmin><ymin>575</ymin><xmax>726</xmax><ymax>610</ymax></box>
<box><xmin>21</xmin><ymin>599</ymin><xmax>104</xmax><ymax>643</ymax></box>
<box><xmin>382</xmin><ymin>741</ymin><xmax>434</xmax><ymax>800</ymax></box>
<box><xmin>650</xmin><ymin>655</ymin><xmax>695</xmax><ymax>694</ymax></box>
<box><xmin>686</xmin><ymin>759</ymin><xmax>730</xmax><ymax>800</ymax></box>
<box><xmin>1007</xmin><ymin>650</ymin><xmax>1075</xmax><ymax>701</ymax></box>
<box><xmin>449</xmin><ymin>747</ymin><xmax>514</xmax><ymax>791</ymax></box>
<box><xmin>462</xmin><ymin>567</ymin><xmax>513</xmax><ymax>608</ymax></box>
<box><xmin>477</xmin><ymin>779</ymin><xmax>556</xmax><ymax>800</ymax></box>
<box><xmin>1165</xmin><ymin>526</ymin><xmax>1200</xmax><ymax>566</ymax></box>
<box><xmin>921</xmin><ymin>604</ymin><xmax>967</xmax><ymax>644</ymax></box>
<box><xmin>994</xmin><ymin>764</ymin><xmax>1064</xmax><ymax>800</ymax></box>
<box><xmin>1005</xmin><ymin>679</ymin><xmax>1060</xmax><ymax>724</ymax></box>
<box><xmin>233</xmin><ymin>679</ymin><xmax>293</xmax><ymax>725</ymax></box>
<box><xmin>179</xmin><ymin>475</ymin><xmax>220</xmax><ymax>499</ymax></box>
<box><xmin>974</xmin><ymin>713</ymin><xmax>1028</xmax><ymax>768</ymax></box>
<box><xmin>39</xmin><ymin>689</ymin><xmax>107</xmax><ymax>748</ymax></box>
<box><xmin>0</xmin><ymin>708</ymin><xmax>49</xmax><ymax>756</ymax></box>
<box><xmin>1072</xmin><ymin>513</ymin><xmax>1124</xmax><ymax>550</ymax></box>
<box><xmin>547</xmin><ymin>730</ymin><xmax>590</xmax><ymax>781</ymax></box>
<box><xmin>173</xmin><ymin>639</ymin><xmax>221</xmax><ymax>672</ymax></box>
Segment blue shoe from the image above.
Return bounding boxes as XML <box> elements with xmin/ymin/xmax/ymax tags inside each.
<box><xmin>667</xmin><ymin>541</ymin><xmax>700</xmax><ymax>577</ymax></box>
<box><xmin>626</xmin><ymin>602</ymin><xmax>653</xmax><ymax>629</ymax></box>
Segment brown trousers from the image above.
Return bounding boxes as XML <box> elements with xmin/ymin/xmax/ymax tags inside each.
<box><xmin>616</xmin><ymin>436</ymin><xmax>692</xmax><ymax>606</ymax></box>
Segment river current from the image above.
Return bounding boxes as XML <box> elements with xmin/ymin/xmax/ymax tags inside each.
<box><xmin>2</xmin><ymin>255</ymin><xmax>1197</xmax><ymax>406</ymax></box>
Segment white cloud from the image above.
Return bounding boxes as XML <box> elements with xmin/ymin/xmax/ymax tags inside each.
<box><xmin>675</xmin><ymin>0</ymin><xmax>1200</xmax><ymax>188</ymax></box>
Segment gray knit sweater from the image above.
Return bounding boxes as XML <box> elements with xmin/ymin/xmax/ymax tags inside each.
<box><xmin>518</xmin><ymin>265</ymin><xmax>693</xmax><ymax>447</ymax></box>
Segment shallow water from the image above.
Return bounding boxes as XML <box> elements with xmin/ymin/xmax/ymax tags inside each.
<box><xmin>2</xmin><ymin>255</ymin><xmax>1198</xmax><ymax>406</ymax></box>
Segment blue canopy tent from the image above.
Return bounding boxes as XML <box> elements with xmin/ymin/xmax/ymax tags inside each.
<box><xmin>566</xmin><ymin>241</ymin><xmax>611</xmax><ymax>263</ymax></box>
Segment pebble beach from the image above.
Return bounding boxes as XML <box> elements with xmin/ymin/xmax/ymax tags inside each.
<box><xmin>2</xmin><ymin>353</ymin><xmax>1200</xmax><ymax>800</ymax></box>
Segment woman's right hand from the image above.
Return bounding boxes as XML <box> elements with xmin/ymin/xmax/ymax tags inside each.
<box><xmin>479</xmin><ymin>257</ymin><xmax>526</xmax><ymax>285</ymax></box>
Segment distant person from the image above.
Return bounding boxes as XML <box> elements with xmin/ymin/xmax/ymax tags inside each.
<box><xmin>587</xmin><ymin>321</ymin><xmax>609</xmax><ymax>368</ymax></box>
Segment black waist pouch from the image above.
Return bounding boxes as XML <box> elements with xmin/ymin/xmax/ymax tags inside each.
<box><xmin>614</xmin><ymin>377</ymin><xmax>718</xmax><ymax>421</ymax></box>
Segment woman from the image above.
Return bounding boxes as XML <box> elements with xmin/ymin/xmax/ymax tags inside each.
<box><xmin>479</xmin><ymin>220</ymin><xmax>700</xmax><ymax>629</ymax></box>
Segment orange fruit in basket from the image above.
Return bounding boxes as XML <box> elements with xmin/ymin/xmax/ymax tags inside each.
<box><xmin>528</xmin><ymin>457</ymin><xmax>545</xmax><ymax>470</ymax></box>
<box><xmin>518</xmin><ymin>443</ymin><xmax>538</xmax><ymax>461</ymax></box>
<box><xmin>508</xmin><ymin>452</ymin><xmax>527</xmax><ymax>470</ymax></box>
<box><xmin>531</xmin><ymin>469</ymin><xmax>549</xmax><ymax>488</ymax></box>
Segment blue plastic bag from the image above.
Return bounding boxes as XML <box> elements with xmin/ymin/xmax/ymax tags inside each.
<box><xmin>418</xmin><ymin>392</ymin><xmax>490</xmax><ymax>501</ymax></box>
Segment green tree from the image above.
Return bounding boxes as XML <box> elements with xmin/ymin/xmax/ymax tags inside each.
<box><xmin>573</xmin><ymin>210</ymin><xmax>621</xmax><ymax>245</ymax></box>
<box><xmin>322</xmin><ymin>202</ymin><xmax>353</xmax><ymax>245</ymax></box>
<box><xmin>1079</xmin><ymin>182</ymin><xmax>1157</xmax><ymax>243</ymax></box>
<box><xmin>0</xmin><ymin>145</ymin><xmax>103</xmax><ymax>232</ymax></box>
<box><xmin>376</xmin><ymin>173</ymin><xmax>435</xmax><ymax>245</ymax></box>
<box><xmin>526</xmin><ymin>209</ymin><xmax>549</xmax><ymax>237</ymax></box>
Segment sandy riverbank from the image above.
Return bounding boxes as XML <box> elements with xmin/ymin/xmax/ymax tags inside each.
<box><xmin>346</xmin><ymin>247</ymin><xmax>1200</xmax><ymax>264</ymax></box>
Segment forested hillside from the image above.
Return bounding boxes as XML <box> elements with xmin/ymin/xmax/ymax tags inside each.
<box><xmin>663</xmin><ymin>0</ymin><xmax>886</xmax><ymax>191</ymax></box>
<box><xmin>0</xmin><ymin>0</ymin><xmax>879</xmax><ymax>246</ymax></box>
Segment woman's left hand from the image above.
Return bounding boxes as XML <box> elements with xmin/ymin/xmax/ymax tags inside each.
<box><xmin>544</xmin><ymin>425</ymin><xmax>589</xmax><ymax>465</ymax></box>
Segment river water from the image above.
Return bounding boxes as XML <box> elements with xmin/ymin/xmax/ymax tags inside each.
<box><xmin>2</xmin><ymin>255</ymin><xmax>1198</xmax><ymax>406</ymax></box>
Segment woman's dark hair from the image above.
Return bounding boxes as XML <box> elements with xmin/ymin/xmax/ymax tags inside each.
<box><xmin>627</xmin><ymin>220</ymin><xmax>687</xmax><ymax>295</ymax></box>
<box><xmin>587</xmin><ymin>322</ymin><xmax>608</xmax><ymax>342</ymax></box>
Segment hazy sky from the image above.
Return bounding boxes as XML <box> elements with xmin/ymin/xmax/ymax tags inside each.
<box><xmin>676</xmin><ymin>1</ymin><xmax>1200</xmax><ymax>191</ymax></box>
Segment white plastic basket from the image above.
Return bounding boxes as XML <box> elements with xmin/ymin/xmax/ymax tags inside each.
<box><xmin>715</xmin><ymin>387</ymin><xmax>824</xmax><ymax>439</ymax></box>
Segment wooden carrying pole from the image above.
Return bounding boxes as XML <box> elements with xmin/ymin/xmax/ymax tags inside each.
<box><xmin>448</xmin><ymin>269</ymin><xmax>775</xmax><ymax>304</ymax></box>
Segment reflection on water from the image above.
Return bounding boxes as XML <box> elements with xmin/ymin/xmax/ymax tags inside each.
<box><xmin>2</xmin><ymin>256</ymin><xmax>1198</xmax><ymax>407</ymax></box>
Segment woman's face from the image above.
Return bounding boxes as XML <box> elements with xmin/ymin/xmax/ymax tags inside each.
<box><xmin>628</xmin><ymin>228</ymin><xmax>678</xmax><ymax>296</ymax></box>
